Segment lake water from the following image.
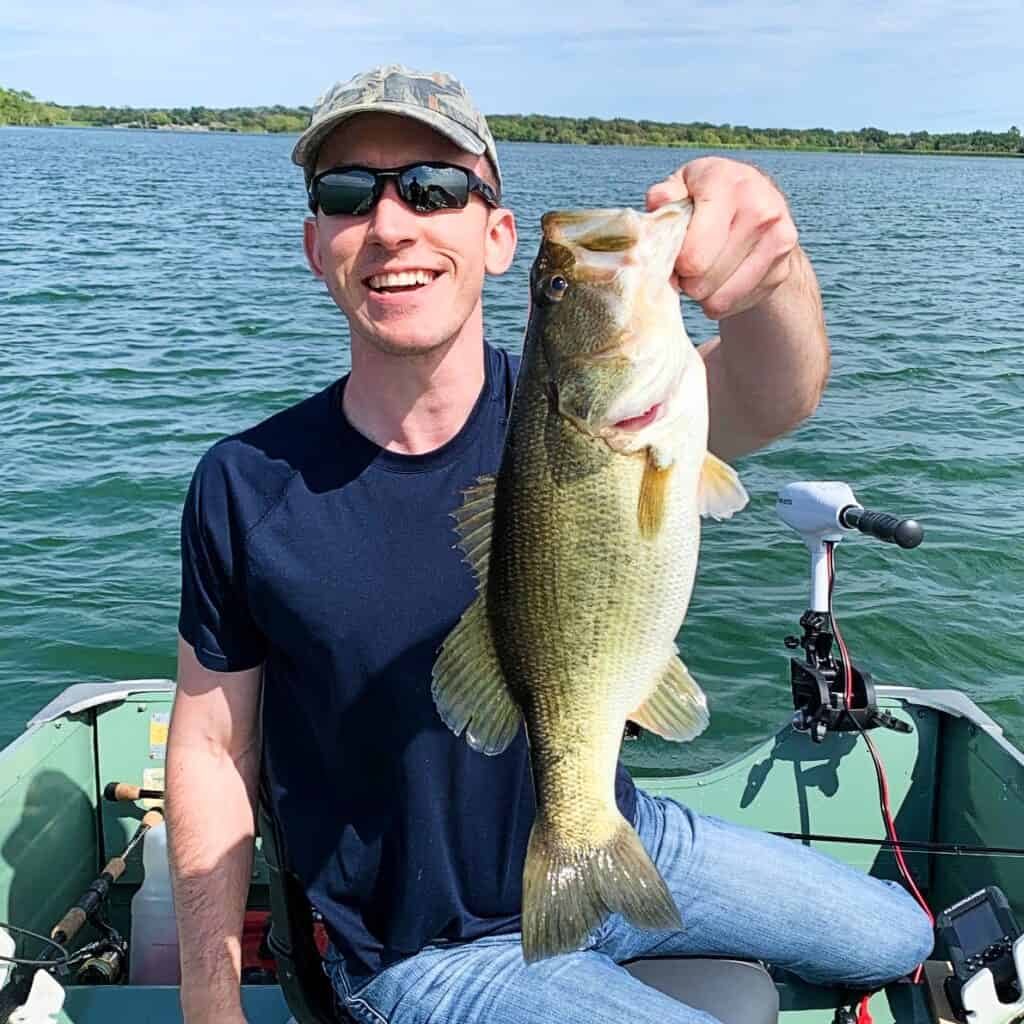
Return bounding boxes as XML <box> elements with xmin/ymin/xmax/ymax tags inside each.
<box><xmin>0</xmin><ymin>127</ymin><xmax>1021</xmax><ymax>768</ymax></box>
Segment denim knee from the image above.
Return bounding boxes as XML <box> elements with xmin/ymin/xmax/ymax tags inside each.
<box><xmin>861</xmin><ymin>884</ymin><xmax>935</xmax><ymax>987</ymax></box>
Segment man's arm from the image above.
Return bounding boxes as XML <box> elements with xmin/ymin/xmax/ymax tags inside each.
<box><xmin>166</xmin><ymin>635</ymin><xmax>263</xmax><ymax>1024</ymax></box>
<box><xmin>700</xmin><ymin>246</ymin><xmax>828</xmax><ymax>459</ymax></box>
<box><xmin>646</xmin><ymin>157</ymin><xmax>830</xmax><ymax>460</ymax></box>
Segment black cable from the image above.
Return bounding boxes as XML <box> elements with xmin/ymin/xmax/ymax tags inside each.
<box><xmin>0</xmin><ymin>924</ymin><xmax>69</xmax><ymax>968</ymax></box>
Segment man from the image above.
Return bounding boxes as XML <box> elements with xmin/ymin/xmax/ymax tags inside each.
<box><xmin>166</xmin><ymin>65</ymin><xmax>932</xmax><ymax>1024</ymax></box>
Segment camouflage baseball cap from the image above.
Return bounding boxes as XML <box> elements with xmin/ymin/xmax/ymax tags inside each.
<box><xmin>291</xmin><ymin>64</ymin><xmax>502</xmax><ymax>195</ymax></box>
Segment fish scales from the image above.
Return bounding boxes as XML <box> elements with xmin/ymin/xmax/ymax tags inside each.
<box><xmin>494</xmin><ymin>349</ymin><xmax>691</xmax><ymax>824</ymax></box>
<box><xmin>432</xmin><ymin>200</ymin><xmax>749</xmax><ymax>962</ymax></box>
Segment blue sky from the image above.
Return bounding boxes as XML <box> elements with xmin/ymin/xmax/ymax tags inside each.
<box><xmin>3</xmin><ymin>0</ymin><xmax>1021</xmax><ymax>132</ymax></box>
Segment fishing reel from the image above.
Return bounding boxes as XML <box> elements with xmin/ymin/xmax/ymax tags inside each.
<box><xmin>0</xmin><ymin>920</ymin><xmax>126</xmax><ymax>988</ymax></box>
<box><xmin>777</xmin><ymin>482</ymin><xmax>924</xmax><ymax>744</ymax></box>
<box><xmin>0</xmin><ymin>803</ymin><xmax>162</xmax><ymax>1020</ymax></box>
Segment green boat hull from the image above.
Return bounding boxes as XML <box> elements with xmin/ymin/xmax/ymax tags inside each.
<box><xmin>1</xmin><ymin>681</ymin><xmax>1021</xmax><ymax>1023</ymax></box>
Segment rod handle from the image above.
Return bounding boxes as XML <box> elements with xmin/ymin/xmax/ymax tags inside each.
<box><xmin>49</xmin><ymin>811</ymin><xmax>164</xmax><ymax>944</ymax></box>
<box><xmin>141</xmin><ymin>809</ymin><xmax>165</xmax><ymax>829</ymax></box>
<box><xmin>51</xmin><ymin>907</ymin><xmax>86</xmax><ymax>944</ymax></box>
<box><xmin>103</xmin><ymin>782</ymin><xmax>164</xmax><ymax>802</ymax></box>
<box><xmin>103</xmin><ymin>856</ymin><xmax>127</xmax><ymax>882</ymax></box>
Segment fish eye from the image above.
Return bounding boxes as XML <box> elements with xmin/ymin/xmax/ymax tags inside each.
<box><xmin>545</xmin><ymin>275</ymin><xmax>569</xmax><ymax>301</ymax></box>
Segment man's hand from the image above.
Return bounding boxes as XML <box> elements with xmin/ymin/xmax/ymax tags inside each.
<box><xmin>645</xmin><ymin>156</ymin><xmax>828</xmax><ymax>459</ymax></box>
<box><xmin>646</xmin><ymin>157</ymin><xmax>799</xmax><ymax>321</ymax></box>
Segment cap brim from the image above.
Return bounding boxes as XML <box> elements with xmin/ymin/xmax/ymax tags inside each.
<box><xmin>292</xmin><ymin>102</ymin><xmax>486</xmax><ymax>177</ymax></box>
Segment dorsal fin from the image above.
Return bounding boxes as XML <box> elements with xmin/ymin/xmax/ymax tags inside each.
<box><xmin>451</xmin><ymin>474</ymin><xmax>496</xmax><ymax>591</ymax></box>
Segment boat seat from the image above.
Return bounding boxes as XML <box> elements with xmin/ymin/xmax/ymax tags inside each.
<box><xmin>258</xmin><ymin>794</ymin><xmax>779</xmax><ymax>1024</ymax></box>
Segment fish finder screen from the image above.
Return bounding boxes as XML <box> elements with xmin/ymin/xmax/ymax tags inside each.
<box><xmin>957</xmin><ymin>901</ymin><xmax>1004</xmax><ymax>955</ymax></box>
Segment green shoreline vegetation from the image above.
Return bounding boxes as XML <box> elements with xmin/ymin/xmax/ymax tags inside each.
<box><xmin>2</xmin><ymin>86</ymin><xmax>1022</xmax><ymax>157</ymax></box>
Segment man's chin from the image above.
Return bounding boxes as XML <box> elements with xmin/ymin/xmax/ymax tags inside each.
<box><xmin>355</xmin><ymin>328</ymin><xmax>457</xmax><ymax>359</ymax></box>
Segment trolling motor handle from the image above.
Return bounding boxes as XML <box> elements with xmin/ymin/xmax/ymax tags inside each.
<box><xmin>839</xmin><ymin>506</ymin><xmax>924</xmax><ymax>549</ymax></box>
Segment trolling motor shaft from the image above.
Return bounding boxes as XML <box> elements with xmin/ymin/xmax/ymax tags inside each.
<box><xmin>777</xmin><ymin>482</ymin><xmax>924</xmax><ymax>743</ymax></box>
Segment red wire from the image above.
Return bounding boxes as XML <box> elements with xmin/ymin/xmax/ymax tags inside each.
<box><xmin>857</xmin><ymin>993</ymin><xmax>873</xmax><ymax>1024</ymax></box>
<box><xmin>825</xmin><ymin>543</ymin><xmax>934</xmax><ymax>986</ymax></box>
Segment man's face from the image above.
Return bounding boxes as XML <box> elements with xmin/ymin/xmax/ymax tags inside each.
<box><xmin>304</xmin><ymin>113</ymin><xmax>516</xmax><ymax>357</ymax></box>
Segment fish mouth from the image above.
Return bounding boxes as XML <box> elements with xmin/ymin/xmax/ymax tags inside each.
<box><xmin>541</xmin><ymin>202</ymin><xmax>692</xmax><ymax>284</ymax></box>
<box><xmin>611</xmin><ymin>403</ymin><xmax>662</xmax><ymax>431</ymax></box>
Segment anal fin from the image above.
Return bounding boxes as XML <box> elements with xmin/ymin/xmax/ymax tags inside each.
<box><xmin>629</xmin><ymin>653</ymin><xmax>709</xmax><ymax>741</ymax></box>
<box><xmin>431</xmin><ymin>596</ymin><xmax>521</xmax><ymax>755</ymax></box>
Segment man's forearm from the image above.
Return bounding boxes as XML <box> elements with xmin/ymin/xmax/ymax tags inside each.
<box><xmin>702</xmin><ymin>246</ymin><xmax>830</xmax><ymax>460</ymax></box>
<box><xmin>166</xmin><ymin>739</ymin><xmax>259</xmax><ymax>1023</ymax></box>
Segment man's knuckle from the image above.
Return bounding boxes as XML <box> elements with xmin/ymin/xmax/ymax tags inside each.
<box><xmin>682</xmin><ymin>276</ymin><xmax>709</xmax><ymax>300</ymax></box>
<box><xmin>777</xmin><ymin>222</ymin><xmax>799</xmax><ymax>251</ymax></box>
<box><xmin>705</xmin><ymin>293</ymin><xmax>731</xmax><ymax>318</ymax></box>
<box><xmin>681</xmin><ymin>251</ymin><xmax>710</xmax><ymax>277</ymax></box>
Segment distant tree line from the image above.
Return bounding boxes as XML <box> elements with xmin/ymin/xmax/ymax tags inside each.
<box><xmin>2</xmin><ymin>87</ymin><xmax>1021</xmax><ymax>156</ymax></box>
<box><xmin>488</xmin><ymin>115</ymin><xmax>1024</xmax><ymax>156</ymax></box>
<box><xmin>0</xmin><ymin>87</ymin><xmax>309</xmax><ymax>133</ymax></box>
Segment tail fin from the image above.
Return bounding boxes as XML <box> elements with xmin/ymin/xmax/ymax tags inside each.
<box><xmin>521</xmin><ymin>816</ymin><xmax>681</xmax><ymax>962</ymax></box>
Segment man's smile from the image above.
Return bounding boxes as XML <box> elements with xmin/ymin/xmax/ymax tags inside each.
<box><xmin>363</xmin><ymin>268</ymin><xmax>442</xmax><ymax>295</ymax></box>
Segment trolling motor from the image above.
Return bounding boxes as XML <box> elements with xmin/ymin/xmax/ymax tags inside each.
<box><xmin>776</xmin><ymin>482</ymin><xmax>924</xmax><ymax>743</ymax></box>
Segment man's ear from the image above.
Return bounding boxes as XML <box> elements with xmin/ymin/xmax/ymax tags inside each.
<box><xmin>484</xmin><ymin>208</ymin><xmax>517</xmax><ymax>276</ymax></box>
<box><xmin>303</xmin><ymin>216</ymin><xmax>324</xmax><ymax>279</ymax></box>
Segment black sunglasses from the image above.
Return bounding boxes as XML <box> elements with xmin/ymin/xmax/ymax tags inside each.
<box><xmin>308</xmin><ymin>162</ymin><xmax>500</xmax><ymax>216</ymax></box>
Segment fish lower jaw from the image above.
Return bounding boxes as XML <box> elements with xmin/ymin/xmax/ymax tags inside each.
<box><xmin>611</xmin><ymin>402</ymin><xmax>662</xmax><ymax>431</ymax></box>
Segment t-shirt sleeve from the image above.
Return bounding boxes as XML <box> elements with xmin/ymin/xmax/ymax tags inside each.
<box><xmin>178</xmin><ymin>447</ymin><xmax>268</xmax><ymax>672</ymax></box>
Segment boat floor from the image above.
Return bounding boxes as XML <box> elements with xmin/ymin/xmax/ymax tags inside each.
<box><xmin>47</xmin><ymin>969</ymin><xmax>943</xmax><ymax>1024</ymax></box>
<box><xmin>5</xmin><ymin>681</ymin><xmax>1022</xmax><ymax>1023</ymax></box>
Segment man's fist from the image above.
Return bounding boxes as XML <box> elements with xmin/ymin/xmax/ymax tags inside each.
<box><xmin>646</xmin><ymin>157</ymin><xmax>799</xmax><ymax>320</ymax></box>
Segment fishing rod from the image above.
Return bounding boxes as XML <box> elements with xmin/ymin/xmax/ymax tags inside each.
<box><xmin>49</xmin><ymin>808</ymin><xmax>164</xmax><ymax>952</ymax></box>
<box><xmin>772</xmin><ymin>831</ymin><xmax>1024</xmax><ymax>860</ymax></box>
<box><xmin>0</xmin><ymin>808</ymin><xmax>164</xmax><ymax>1017</ymax></box>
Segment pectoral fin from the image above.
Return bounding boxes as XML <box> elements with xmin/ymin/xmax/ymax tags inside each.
<box><xmin>638</xmin><ymin>450</ymin><xmax>673</xmax><ymax>539</ymax></box>
<box><xmin>698</xmin><ymin>452</ymin><xmax>748</xmax><ymax>520</ymax></box>
<box><xmin>431</xmin><ymin>595</ymin><xmax>522</xmax><ymax>755</ymax></box>
<box><xmin>629</xmin><ymin>654</ymin><xmax>709</xmax><ymax>741</ymax></box>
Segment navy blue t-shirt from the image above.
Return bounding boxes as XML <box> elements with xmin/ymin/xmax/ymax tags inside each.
<box><xmin>178</xmin><ymin>342</ymin><xmax>637</xmax><ymax>983</ymax></box>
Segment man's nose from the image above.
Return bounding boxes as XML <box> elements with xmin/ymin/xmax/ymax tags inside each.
<box><xmin>366</xmin><ymin>181</ymin><xmax>418</xmax><ymax>247</ymax></box>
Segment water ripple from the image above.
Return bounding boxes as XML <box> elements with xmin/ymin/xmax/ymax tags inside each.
<box><xmin>1</xmin><ymin>128</ymin><xmax>1021</xmax><ymax>759</ymax></box>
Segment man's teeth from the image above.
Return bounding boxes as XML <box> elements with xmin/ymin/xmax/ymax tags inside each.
<box><xmin>368</xmin><ymin>270</ymin><xmax>438</xmax><ymax>289</ymax></box>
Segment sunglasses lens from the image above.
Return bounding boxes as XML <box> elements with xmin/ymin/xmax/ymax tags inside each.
<box><xmin>315</xmin><ymin>168</ymin><xmax>378</xmax><ymax>216</ymax></box>
<box><xmin>399</xmin><ymin>165</ymin><xmax>470</xmax><ymax>211</ymax></box>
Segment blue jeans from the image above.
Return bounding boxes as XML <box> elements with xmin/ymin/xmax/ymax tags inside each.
<box><xmin>325</xmin><ymin>789</ymin><xmax>934</xmax><ymax>1024</ymax></box>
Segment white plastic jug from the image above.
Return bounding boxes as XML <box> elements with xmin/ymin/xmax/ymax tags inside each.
<box><xmin>128</xmin><ymin>821</ymin><xmax>181</xmax><ymax>985</ymax></box>
<box><xmin>9</xmin><ymin>969</ymin><xmax>65</xmax><ymax>1024</ymax></box>
<box><xmin>0</xmin><ymin>926</ymin><xmax>15</xmax><ymax>992</ymax></box>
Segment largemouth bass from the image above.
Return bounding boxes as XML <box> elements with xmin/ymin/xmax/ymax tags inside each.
<box><xmin>432</xmin><ymin>200</ymin><xmax>748</xmax><ymax>962</ymax></box>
